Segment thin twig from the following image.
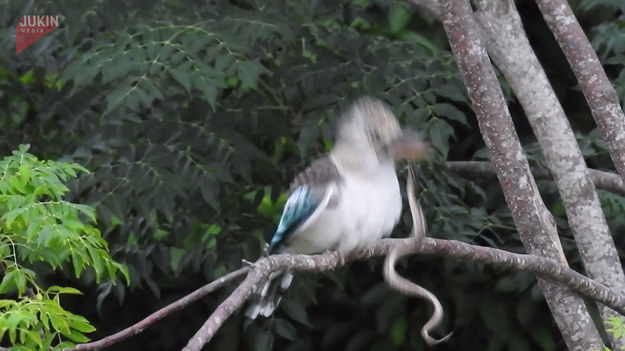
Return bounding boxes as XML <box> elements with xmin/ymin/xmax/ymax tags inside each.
<box><xmin>67</xmin><ymin>267</ymin><xmax>250</xmax><ymax>351</ymax></box>
<box><xmin>182</xmin><ymin>269</ymin><xmax>266</xmax><ymax>351</ymax></box>
<box><xmin>447</xmin><ymin>161</ymin><xmax>625</xmax><ymax>197</ymax></box>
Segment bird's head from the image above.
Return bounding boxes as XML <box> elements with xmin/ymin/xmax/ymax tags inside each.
<box><xmin>336</xmin><ymin>97</ymin><xmax>430</xmax><ymax>163</ymax></box>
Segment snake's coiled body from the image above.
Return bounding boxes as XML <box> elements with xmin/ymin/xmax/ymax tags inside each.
<box><xmin>383</xmin><ymin>165</ymin><xmax>452</xmax><ymax>345</ymax></box>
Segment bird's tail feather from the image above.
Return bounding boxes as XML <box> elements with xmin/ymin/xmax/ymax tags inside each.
<box><xmin>245</xmin><ymin>271</ymin><xmax>293</xmax><ymax>319</ymax></box>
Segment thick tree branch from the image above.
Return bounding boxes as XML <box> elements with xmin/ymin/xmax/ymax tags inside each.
<box><xmin>65</xmin><ymin>236</ymin><xmax>625</xmax><ymax>351</ymax></box>
<box><xmin>535</xmin><ymin>0</ymin><xmax>625</xmax><ymax>184</ymax></box>
<box><xmin>437</xmin><ymin>0</ymin><xmax>602</xmax><ymax>348</ymax></box>
<box><xmin>447</xmin><ymin>161</ymin><xmax>625</xmax><ymax>197</ymax></box>
<box><xmin>470</xmin><ymin>6</ymin><xmax>625</xmax><ymax>345</ymax></box>
<box><xmin>417</xmin><ymin>238</ymin><xmax>625</xmax><ymax>312</ymax></box>
<box><xmin>66</xmin><ymin>268</ymin><xmax>250</xmax><ymax>351</ymax></box>
<box><xmin>363</xmin><ymin>237</ymin><xmax>625</xmax><ymax>316</ymax></box>
<box><xmin>405</xmin><ymin>0</ymin><xmax>625</xmax><ymax>345</ymax></box>
<box><xmin>191</xmin><ymin>237</ymin><xmax>625</xmax><ymax>350</ymax></box>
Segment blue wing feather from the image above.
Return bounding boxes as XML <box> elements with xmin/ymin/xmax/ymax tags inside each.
<box><xmin>269</xmin><ymin>156</ymin><xmax>341</xmax><ymax>254</ymax></box>
<box><xmin>269</xmin><ymin>185</ymin><xmax>320</xmax><ymax>253</ymax></box>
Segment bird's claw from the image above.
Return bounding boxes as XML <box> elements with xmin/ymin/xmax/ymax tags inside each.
<box><xmin>262</xmin><ymin>243</ymin><xmax>270</xmax><ymax>257</ymax></box>
<box><xmin>336</xmin><ymin>250</ymin><xmax>346</xmax><ymax>266</ymax></box>
<box><xmin>242</xmin><ymin>259</ymin><xmax>259</xmax><ymax>268</ymax></box>
<box><xmin>324</xmin><ymin>249</ymin><xmax>345</xmax><ymax>267</ymax></box>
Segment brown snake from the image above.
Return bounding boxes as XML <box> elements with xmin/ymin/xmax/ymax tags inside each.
<box><xmin>383</xmin><ymin>164</ymin><xmax>452</xmax><ymax>345</ymax></box>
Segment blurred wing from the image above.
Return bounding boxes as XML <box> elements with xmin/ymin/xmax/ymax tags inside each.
<box><xmin>269</xmin><ymin>157</ymin><xmax>341</xmax><ymax>253</ymax></box>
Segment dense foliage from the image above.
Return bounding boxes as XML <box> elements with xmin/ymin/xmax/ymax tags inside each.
<box><xmin>0</xmin><ymin>145</ymin><xmax>127</xmax><ymax>350</ymax></box>
<box><xmin>0</xmin><ymin>0</ymin><xmax>624</xmax><ymax>350</ymax></box>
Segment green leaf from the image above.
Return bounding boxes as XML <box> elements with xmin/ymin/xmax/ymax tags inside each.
<box><xmin>71</xmin><ymin>251</ymin><xmax>87</xmax><ymax>278</ymax></box>
<box><xmin>8</xmin><ymin>315</ymin><xmax>18</xmax><ymax>343</ymax></box>
<box><xmin>0</xmin><ymin>299</ymin><xmax>17</xmax><ymax>309</ymax></box>
<box><xmin>274</xmin><ymin>318</ymin><xmax>297</xmax><ymax>340</ymax></box>
<box><xmin>87</xmin><ymin>246</ymin><xmax>105</xmax><ymax>279</ymax></box>
<box><xmin>102</xmin><ymin>59</ymin><xmax>134</xmax><ymax>84</ymax></box>
<box><xmin>237</xmin><ymin>60</ymin><xmax>264</xmax><ymax>89</ymax></box>
<box><xmin>19</xmin><ymin>71</ymin><xmax>35</xmax><ymax>84</ymax></box>
<box><xmin>0</xmin><ymin>208</ymin><xmax>24</xmax><ymax>228</ymax></box>
<box><xmin>427</xmin><ymin>118</ymin><xmax>454</xmax><ymax>158</ymax></box>
<box><xmin>139</xmin><ymin>78</ymin><xmax>164</xmax><ymax>101</ymax></box>
<box><xmin>48</xmin><ymin>311</ymin><xmax>70</xmax><ymax>334</ymax></box>
<box><xmin>388</xmin><ymin>4</ymin><xmax>412</xmax><ymax>34</ymax></box>
<box><xmin>254</xmin><ymin>331</ymin><xmax>274</xmax><ymax>351</ymax></box>
<box><xmin>170</xmin><ymin>247</ymin><xmax>186</xmax><ymax>271</ymax></box>
<box><xmin>280</xmin><ymin>299</ymin><xmax>312</xmax><ymax>327</ymax></box>
<box><xmin>47</xmin><ymin>286</ymin><xmax>83</xmax><ymax>295</ymax></box>
<box><xmin>18</xmin><ymin>165</ymin><xmax>31</xmax><ymax>186</ymax></box>
<box><xmin>431</xmin><ymin>103</ymin><xmax>468</xmax><ymax>126</ymax></box>
<box><xmin>199</xmin><ymin>82</ymin><xmax>219</xmax><ymax>109</ymax></box>
<box><xmin>73</xmin><ymin>203</ymin><xmax>97</xmax><ymax>223</ymax></box>
<box><xmin>169</xmin><ymin>66</ymin><xmax>192</xmax><ymax>92</ymax></box>
<box><xmin>60</xmin><ymin>328</ymin><xmax>90</xmax><ymax>343</ymax></box>
<box><xmin>103</xmin><ymin>86</ymin><xmax>133</xmax><ymax>116</ymax></box>
<box><xmin>390</xmin><ymin>316</ymin><xmax>407</xmax><ymax>346</ymax></box>
<box><xmin>0</xmin><ymin>270</ymin><xmax>18</xmax><ymax>294</ymax></box>
<box><xmin>14</xmin><ymin>270</ymin><xmax>27</xmax><ymax>294</ymax></box>
<box><xmin>68</xmin><ymin>315</ymin><xmax>96</xmax><ymax>333</ymax></box>
<box><xmin>118</xmin><ymin>264</ymin><xmax>130</xmax><ymax>285</ymax></box>
<box><xmin>23</xmin><ymin>329</ymin><xmax>43</xmax><ymax>348</ymax></box>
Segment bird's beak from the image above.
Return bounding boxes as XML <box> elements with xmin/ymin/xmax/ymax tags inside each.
<box><xmin>385</xmin><ymin>129</ymin><xmax>431</xmax><ymax>161</ymax></box>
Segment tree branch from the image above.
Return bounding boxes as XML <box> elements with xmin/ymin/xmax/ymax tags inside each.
<box><xmin>447</xmin><ymin>161</ymin><xmax>625</xmax><ymax>197</ymax></box>
<box><xmin>66</xmin><ymin>267</ymin><xmax>250</xmax><ymax>351</ymax></box>
<box><xmin>184</xmin><ymin>237</ymin><xmax>625</xmax><ymax>351</ymax></box>
<box><xmin>408</xmin><ymin>0</ymin><xmax>441</xmax><ymax>20</ymax></box>
<box><xmin>364</xmin><ymin>238</ymin><xmax>625</xmax><ymax>315</ymax></box>
<box><xmin>437</xmin><ymin>0</ymin><xmax>602</xmax><ymax>348</ymax></box>
<box><xmin>418</xmin><ymin>238</ymin><xmax>625</xmax><ymax>313</ymax></box>
<box><xmin>471</xmin><ymin>8</ymin><xmax>625</xmax><ymax>332</ymax></box>
<box><xmin>182</xmin><ymin>269</ymin><xmax>267</xmax><ymax>351</ymax></box>
<box><xmin>535</xmin><ymin>0</ymin><xmax>625</xmax><ymax>184</ymax></box>
<box><xmin>64</xmin><ymin>235</ymin><xmax>625</xmax><ymax>351</ymax></box>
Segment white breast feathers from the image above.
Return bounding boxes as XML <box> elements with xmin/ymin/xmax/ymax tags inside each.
<box><xmin>284</xmin><ymin>160</ymin><xmax>402</xmax><ymax>255</ymax></box>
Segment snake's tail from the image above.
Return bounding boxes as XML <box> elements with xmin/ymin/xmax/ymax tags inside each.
<box><xmin>423</xmin><ymin>331</ymin><xmax>454</xmax><ymax>346</ymax></box>
<box><xmin>420</xmin><ymin>288</ymin><xmax>452</xmax><ymax>346</ymax></box>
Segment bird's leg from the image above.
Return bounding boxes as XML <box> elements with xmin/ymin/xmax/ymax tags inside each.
<box><xmin>242</xmin><ymin>243</ymin><xmax>271</xmax><ymax>268</ymax></box>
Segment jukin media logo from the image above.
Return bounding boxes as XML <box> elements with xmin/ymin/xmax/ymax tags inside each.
<box><xmin>16</xmin><ymin>15</ymin><xmax>60</xmax><ymax>54</ymax></box>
